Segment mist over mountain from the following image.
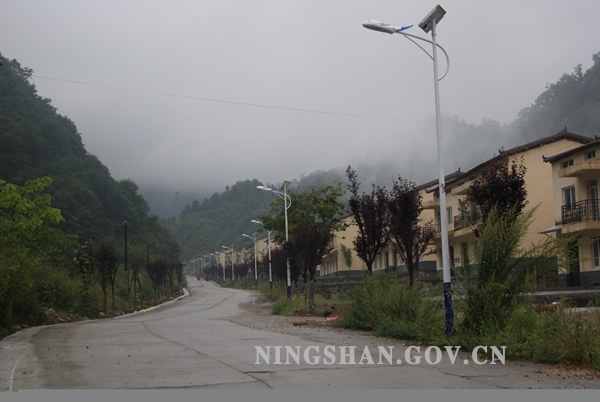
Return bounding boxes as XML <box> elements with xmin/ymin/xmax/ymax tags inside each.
<box><xmin>155</xmin><ymin>51</ymin><xmax>600</xmax><ymax>223</ymax></box>
<box><xmin>2</xmin><ymin>49</ymin><xmax>599</xmax><ymax>260</ymax></box>
<box><xmin>160</xmin><ymin>52</ymin><xmax>600</xmax><ymax>259</ymax></box>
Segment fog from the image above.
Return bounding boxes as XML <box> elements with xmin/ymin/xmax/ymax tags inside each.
<box><xmin>1</xmin><ymin>1</ymin><xmax>598</xmax><ymax>213</ymax></box>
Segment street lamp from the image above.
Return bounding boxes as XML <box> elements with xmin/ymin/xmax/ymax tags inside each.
<box><xmin>213</xmin><ymin>251</ymin><xmax>224</xmax><ymax>283</ymax></box>
<box><xmin>257</xmin><ymin>181</ymin><xmax>292</xmax><ymax>298</ymax></box>
<box><xmin>203</xmin><ymin>255</ymin><xmax>209</xmax><ymax>278</ymax></box>
<box><xmin>363</xmin><ymin>4</ymin><xmax>453</xmax><ymax>335</ymax></box>
<box><xmin>222</xmin><ymin>245</ymin><xmax>234</xmax><ymax>286</ymax></box>
<box><xmin>252</xmin><ymin>220</ymin><xmax>273</xmax><ymax>289</ymax></box>
<box><xmin>243</xmin><ymin>233</ymin><xmax>258</xmax><ymax>287</ymax></box>
<box><xmin>210</xmin><ymin>253</ymin><xmax>219</xmax><ymax>281</ymax></box>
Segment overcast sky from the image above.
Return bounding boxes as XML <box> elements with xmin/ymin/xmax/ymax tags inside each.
<box><xmin>2</xmin><ymin>0</ymin><xmax>599</xmax><ymax>196</ymax></box>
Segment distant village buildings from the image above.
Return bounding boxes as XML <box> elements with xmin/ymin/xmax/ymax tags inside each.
<box><xmin>216</xmin><ymin>128</ymin><xmax>600</xmax><ymax>288</ymax></box>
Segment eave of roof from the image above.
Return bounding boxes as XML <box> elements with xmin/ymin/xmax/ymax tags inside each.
<box><xmin>419</xmin><ymin>128</ymin><xmax>593</xmax><ymax>192</ymax></box>
<box><xmin>543</xmin><ymin>136</ymin><xmax>600</xmax><ymax>163</ymax></box>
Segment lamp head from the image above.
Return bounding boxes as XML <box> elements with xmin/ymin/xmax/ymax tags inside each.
<box><xmin>257</xmin><ymin>185</ymin><xmax>276</xmax><ymax>192</ymax></box>
<box><xmin>362</xmin><ymin>20</ymin><xmax>395</xmax><ymax>34</ymax></box>
<box><xmin>363</xmin><ymin>20</ymin><xmax>413</xmax><ymax>34</ymax></box>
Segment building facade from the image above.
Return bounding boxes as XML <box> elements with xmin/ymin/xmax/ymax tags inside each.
<box><xmin>543</xmin><ymin>135</ymin><xmax>600</xmax><ymax>286</ymax></box>
<box><xmin>420</xmin><ymin>129</ymin><xmax>592</xmax><ymax>279</ymax></box>
<box><xmin>320</xmin><ymin>129</ymin><xmax>600</xmax><ymax>282</ymax></box>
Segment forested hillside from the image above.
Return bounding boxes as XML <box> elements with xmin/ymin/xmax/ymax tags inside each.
<box><xmin>166</xmin><ymin>179</ymin><xmax>288</xmax><ymax>260</ymax></box>
<box><xmin>0</xmin><ymin>54</ymin><xmax>182</xmax><ymax>335</ymax></box>
<box><xmin>512</xmin><ymin>51</ymin><xmax>600</xmax><ymax>141</ymax></box>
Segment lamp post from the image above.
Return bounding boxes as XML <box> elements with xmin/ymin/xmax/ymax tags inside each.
<box><xmin>243</xmin><ymin>233</ymin><xmax>258</xmax><ymax>287</ymax></box>
<box><xmin>363</xmin><ymin>4</ymin><xmax>453</xmax><ymax>335</ymax></box>
<box><xmin>257</xmin><ymin>181</ymin><xmax>292</xmax><ymax>298</ymax></box>
<box><xmin>203</xmin><ymin>255</ymin><xmax>209</xmax><ymax>279</ymax></box>
<box><xmin>214</xmin><ymin>251</ymin><xmax>224</xmax><ymax>283</ymax></box>
<box><xmin>222</xmin><ymin>245</ymin><xmax>234</xmax><ymax>286</ymax></box>
<box><xmin>252</xmin><ymin>220</ymin><xmax>273</xmax><ymax>290</ymax></box>
<box><xmin>210</xmin><ymin>253</ymin><xmax>219</xmax><ymax>281</ymax></box>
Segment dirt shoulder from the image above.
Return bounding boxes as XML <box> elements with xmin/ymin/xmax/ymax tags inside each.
<box><xmin>230</xmin><ymin>290</ymin><xmax>600</xmax><ymax>389</ymax></box>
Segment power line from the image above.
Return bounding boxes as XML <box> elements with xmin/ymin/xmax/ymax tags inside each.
<box><xmin>32</xmin><ymin>73</ymin><xmax>563</xmax><ymax>133</ymax></box>
<box><xmin>32</xmin><ymin>74</ymin><xmax>399</xmax><ymax>121</ymax></box>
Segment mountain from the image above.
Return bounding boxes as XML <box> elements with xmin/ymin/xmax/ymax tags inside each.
<box><xmin>0</xmin><ymin>54</ymin><xmax>179</xmax><ymax>258</ymax></box>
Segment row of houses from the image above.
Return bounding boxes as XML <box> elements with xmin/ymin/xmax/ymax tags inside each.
<box><xmin>211</xmin><ymin>128</ymin><xmax>600</xmax><ymax>288</ymax></box>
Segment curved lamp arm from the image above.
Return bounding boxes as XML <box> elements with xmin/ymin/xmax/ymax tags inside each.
<box><xmin>256</xmin><ymin>186</ymin><xmax>292</xmax><ymax>209</ymax></box>
<box><xmin>362</xmin><ymin>20</ymin><xmax>450</xmax><ymax>81</ymax></box>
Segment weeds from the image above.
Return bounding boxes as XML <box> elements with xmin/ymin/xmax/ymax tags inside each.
<box><xmin>342</xmin><ymin>273</ymin><xmax>444</xmax><ymax>342</ymax></box>
<box><xmin>335</xmin><ymin>204</ymin><xmax>600</xmax><ymax>371</ymax></box>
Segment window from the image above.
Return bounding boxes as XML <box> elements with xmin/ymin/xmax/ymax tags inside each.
<box><xmin>587</xmin><ymin>150</ymin><xmax>597</xmax><ymax>160</ymax></box>
<box><xmin>562</xmin><ymin>159</ymin><xmax>574</xmax><ymax>169</ymax></box>
<box><xmin>447</xmin><ymin>207</ymin><xmax>453</xmax><ymax>225</ymax></box>
<box><xmin>563</xmin><ymin>186</ymin><xmax>576</xmax><ymax>209</ymax></box>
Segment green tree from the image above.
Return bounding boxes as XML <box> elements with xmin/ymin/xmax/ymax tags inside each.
<box><xmin>458</xmin><ymin>207</ymin><xmax>540</xmax><ymax>336</ymax></box>
<box><xmin>259</xmin><ymin>182</ymin><xmax>345</xmax><ymax>310</ymax></box>
<box><xmin>0</xmin><ymin>177</ymin><xmax>64</xmax><ymax>327</ymax></box>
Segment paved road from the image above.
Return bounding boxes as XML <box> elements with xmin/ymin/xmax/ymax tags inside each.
<box><xmin>1</xmin><ymin>277</ymin><xmax>596</xmax><ymax>390</ymax></box>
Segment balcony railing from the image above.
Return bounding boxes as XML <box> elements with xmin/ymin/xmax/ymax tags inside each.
<box><xmin>562</xmin><ymin>199</ymin><xmax>600</xmax><ymax>225</ymax></box>
<box><xmin>453</xmin><ymin>209</ymin><xmax>481</xmax><ymax>230</ymax></box>
<box><xmin>423</xmin><ymin>224</ymin><xmax>439</xmax><ymax>238</ymax></box>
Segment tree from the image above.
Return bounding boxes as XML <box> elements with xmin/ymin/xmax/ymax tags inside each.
<box><xmin>259</xmin><ymin>182</ymin><xmax>345</xmax><ymax>310</ymax></box>
<box><xmin>345</xmin><ymin>166</ymin><xmax>390</xmax><ymax>275</ymax></box>
<box><xmin>466</xmin><ymin>155</ymin><xmax>528</xmax><ymax>232</ymax></box>
<box><xmin>0</xmin><ymin>177</ymin><xmax>65</xmax><ymax>327</ymax></box>
<box><xmin>73</xmin><ymin>239</ymin><xmax>96</xmax><ymax>317</ymax></box>
<box><xmin>458</xmin><ymin>206</ymin><xmax>543</xmax><ymax>336</ymax></box>
<box><xmin>387</xmin><ymin>177</ymin><xmax>436</xmax><ymax>286</ymax></box>
<box><xmin>94</xmin><ymin>239</ymin><xmax>119</xmax><ymax>312</ymax></box>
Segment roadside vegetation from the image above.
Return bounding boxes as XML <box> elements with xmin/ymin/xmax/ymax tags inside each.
<box><xmin>255</xmin><ymin>158</ymin><xmax>600</xmax><ymax>371</ymax></box>
<box><xmin>256</xmin><ymin>208</ymin><xmax>600</xmax><ymax>370</ymax></box>
<box><xmin>0</xmin><ymin>58</ymin><xmax>185</xmax><ymax>339</ymax></box>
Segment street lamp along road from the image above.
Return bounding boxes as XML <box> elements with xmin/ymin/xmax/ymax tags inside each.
<box><xmin>257</xmin><ymin>181</ymin><xmax>292</xmax><ymax>298</ymax></box>
<box><xmin>363</xmin><ymin>4</ymin><xmax>453</xmax><ymax>335</ymax></box>
<box><xmin>221</xmin><ymin>245</ymin><xmax>234</xmax><ymax>286</ymax></box>
<box><xmin>210</xmin><ymin>252</ymin><xmax>219</xmax><ymax>281</ymax></box>
<box><xmin>242</xmin><ymin>233</ymin><xmax>258</xmax><ymax>287</ymax></box>
<box><xmin>213</xmin><ymin>251</ymin><xmax>224</xmax><ymax>283</ymax></box>
<box><xmin>251</xmin><ymin>220</ymin><xmax>273</xmax><ymax>290</ymax></box>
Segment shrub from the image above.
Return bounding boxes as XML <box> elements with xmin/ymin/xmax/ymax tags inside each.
<box><xmin>342</xmin><ymin>273</ymin><xmax>443</xmax><ymax>342</ymax></box>
<box><xmin>271</xmin><ymin>295</ymin><xmax>308</xmax><ymax>316</ymax></box>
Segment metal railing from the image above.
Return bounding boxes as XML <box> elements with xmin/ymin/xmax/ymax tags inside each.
<box><xmin>453</xmin><ymin>209</ymin><xmax>481</xmax><ymax>230</ymax></box>
<box><xmin>562</xmin><ymin>199</ymin><xmax>600</xmax><ymax>225</ymax></box>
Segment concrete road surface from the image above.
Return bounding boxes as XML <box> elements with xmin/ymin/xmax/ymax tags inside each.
<box><xmin>1</xmin><ymin>277</ymin><xmax>597</xmax><ymax>390</ymax></box>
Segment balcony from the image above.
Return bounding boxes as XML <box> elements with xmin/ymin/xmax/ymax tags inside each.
<box><xmin>561</xmin><ymin>199</ymin><xmax>600</xmax><ymax>234</ymax></box>
<box><xmin>559</xmin><ymin>160</ymin><xmax>600</xmax><ymax>178</ymax></box>
<box><xmin>423</xmin><ymin>198</ymin><xmax>440</xmax><ymax>209</ymax></box>
<box><xmin>453</xmin><ymin>209</ymin><xmax>481</xmax><ymax>231</ymax></box>
<box><xmin>423</xmin><ymin>224</ymin><xmax>439</xmax><ymax>239</ymax></box>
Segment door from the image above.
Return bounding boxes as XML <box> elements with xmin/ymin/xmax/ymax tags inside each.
<box><xmin>567</xmin><ymin>241</ymin><xmax>581</xmax><ymax>287</ymax></box>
